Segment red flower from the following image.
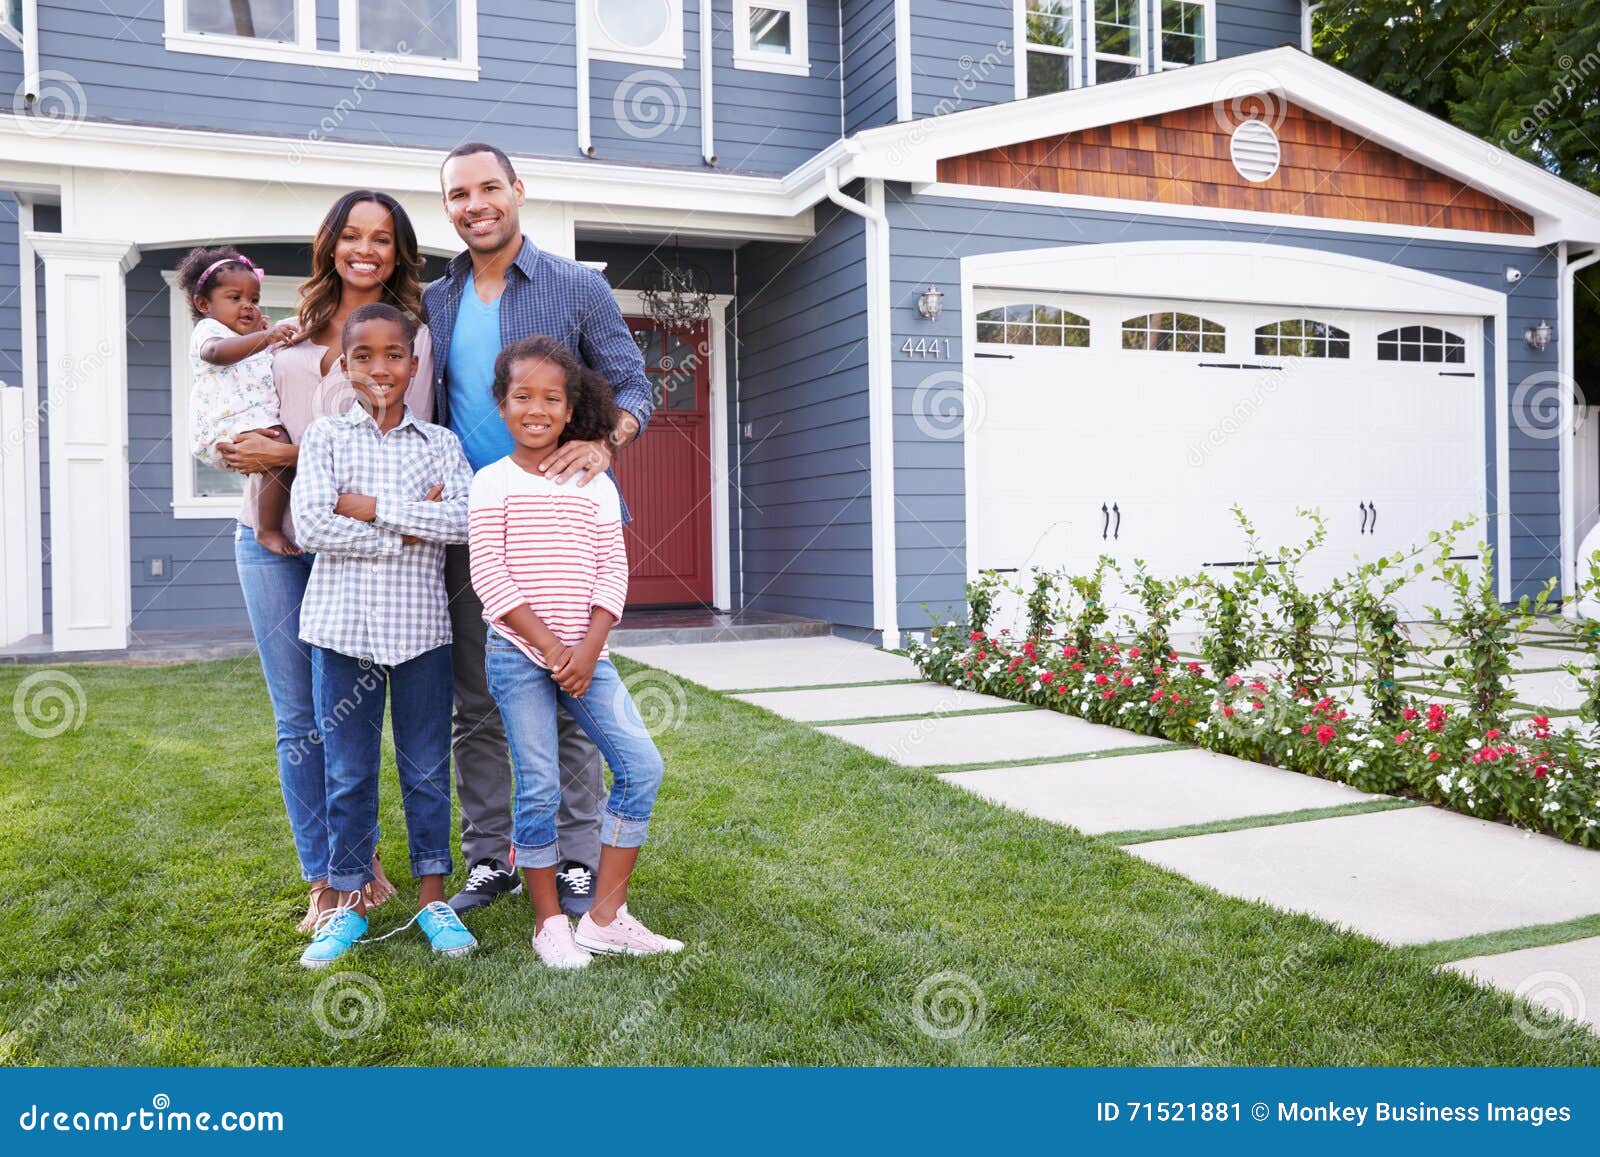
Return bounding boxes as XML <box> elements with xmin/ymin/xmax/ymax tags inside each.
<box><xmin>1222</xmin><ymin>706</ymin><xmax>1235</xmax><ymax>718</ymax></box>
<box><xmin>1040</xmin><ymin>671</ymin><xmax>1054</xmax><ymax>683</ymax></box>
<box><xmin>1403</xmin><ymin>706</ymin><xmax>1420</xmax><ymax>722</ymax></box>
<box><xmin>1428</xmin><ymin>751</ymin><xmax>1442</xmax><ymax>762</ymax></box>
<box><xmin>1395</xmin><ymin>732</ymin><xmax>1410</xmax><ymax>745</ymax></box>
<box><xmin>1315</xmin><ymin>725</ymin><xmax>1336</xmax><ymax>746</ymax></box>
<box><xmin>970</xmin><ymin>630</ymin><xmax>984</xmax><ymax>642</ymax></box>
<box><xmin>1095</xmin><ymin>673</ymin><xmax>1110</xmax><ymax>685</ymax></box>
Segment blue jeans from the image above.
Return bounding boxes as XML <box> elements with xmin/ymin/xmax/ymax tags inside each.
<box><xmin>234</xmin><ymin>525</ymin><xmax>329</xmax><ymax>882</ymax></box>
<box><xmin>313</xmin><ymin>644</ymin><xmax>456</xmax><ymax>894</ymax></box>
<box><xmin>484</xmin><ymin>633</ymin><xmax>663</xmax><ymax>869</ymax></box>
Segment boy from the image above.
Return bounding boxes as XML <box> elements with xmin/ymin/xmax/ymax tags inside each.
<box><xmin>291</xmin><ymin>302</ymin><xmax>477</xmax><ymax>968</ymax></box>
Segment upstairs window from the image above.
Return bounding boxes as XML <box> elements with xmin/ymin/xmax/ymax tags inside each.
<box><xmin>1255</xmin><ymin>319</ymin><xmax>1351</xmax><ymax>358</ymax></box>
<box><xmin>345</xmin><ymin>0</ymin><xmax>465</xmax><ymax>62</ymax></box>
<box><xmin>1377</xmin><ymin>325</ymin><xmax>1467</xmax><ymax>364</ymax></box>
<box><xmin>182</xmin><ymin>0</ymin><xmax>301</xmax><ymax>43</ymax></box>
<box><xmin>588</xmin><ymin>0</ymin><xmax>685</xmax><ymax>68</ymax></box>
<box><xmin>1122</xmin><ymin>311</ymin><xmax>1225</xmax><ymax>353</ymax></box>
<box><xmin>2</xmin><ymin>0</ymin><xmax>24</xmax><ymax>46</ymax></box>
<box><xmin>1089</xmin><ymin>0</ymin><xmax>1144</xmax><ymax>83</ymax></box>
<box><xmin>1153</xmin><ymin>0</ymin><xmax>1212</xmax><ymax>69</ymax></box>
<box><xmin>1020</xmin><ymin>0</ymin><xmax>1079</xmax><ymax>97</ymax></box>
<box><xmin>976</xmin><ymin>304</ymin><xmax>1091</xmax><ymax>347</ymax></box>
<box><xmin>733</xmin><ymin>0</ymin><xmax>809</xmax><ymax>75</ymax></box>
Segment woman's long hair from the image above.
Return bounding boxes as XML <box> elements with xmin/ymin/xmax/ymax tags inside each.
<box><xmin>295</xmin><ymin>190</ymin><xmax>426</xmax><ymax>345</ymax></box>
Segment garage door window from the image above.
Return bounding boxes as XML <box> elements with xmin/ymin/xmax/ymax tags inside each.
<box><xmin>1255</xmin><ymin>318</ymin><xmax>1351</xmax><ymax>359</ymax></box>
<box><xmin>1377</xmin><ymin>325</ymin><xmax>1466</xmax><ymax>364</ymax></box>
<box><xmin>1121</xmin><ymin>310</ymin><xmax>1224</xmax><ymax>353</ymax></box>
<box><xmin>976</xmin><ymin>304</ymin><xmax>1091</xmax><ymax>347</ymax></box>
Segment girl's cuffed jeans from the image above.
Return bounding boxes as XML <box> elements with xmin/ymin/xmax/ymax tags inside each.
<box><xmin>484</xmin><ymin>632</ymin><xmax>664</xmax><ymax>868</ymax></box>
<box><xmin>313</xmin><ymin>643</ymin><xmax>456</xmax><ymax>894</ymax></box>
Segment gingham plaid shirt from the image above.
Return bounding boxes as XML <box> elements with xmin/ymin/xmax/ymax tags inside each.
<box><xmin>423</xmin><ymin>237</ymin><xmax>654</xmax><ymax>523</ymax></box>
<box><xmin>292</xmin><ymin>405</ymin><xmax>473</xmax><ymax>666</ymax></box>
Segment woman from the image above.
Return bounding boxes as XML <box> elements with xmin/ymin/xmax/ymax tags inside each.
<box><xmin>221</xmin><ymin>190</ymin><xmax>436</xmax><ymax>931</ymax></box>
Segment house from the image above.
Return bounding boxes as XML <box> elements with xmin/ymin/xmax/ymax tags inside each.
<box><xmin>2</xmin><ymin>0</ymin><xmax>1598</xmax><ymax>654</ymax></box>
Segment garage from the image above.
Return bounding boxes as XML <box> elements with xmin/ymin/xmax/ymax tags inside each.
<box><xmin>967</xmin><ymin>289</ymin><xmax>1488</xmax><ymax>621</ymax></box>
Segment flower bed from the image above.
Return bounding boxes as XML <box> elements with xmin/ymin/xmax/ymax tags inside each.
<box><xmin>908</xmin><ymin>626</ymin><xmax>1600</xmax><ymax>849</ymax></box>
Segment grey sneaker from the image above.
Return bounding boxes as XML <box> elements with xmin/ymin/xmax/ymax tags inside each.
<box><xmin>556</xmin><ymin>860</ymin><xmax>595</xmax><ymax>916</ymax></box>
<box><xmin>448</xmin><ymin>858</ymin><xmax>521</xmax><ymax>914</ymax></box>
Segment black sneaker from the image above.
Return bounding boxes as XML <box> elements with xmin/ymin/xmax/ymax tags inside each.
<box><xmin>448</xmin><ymin>858</ymin><xmax>521</xmax><ymax>914</ymax></box>
<box><xmin>556</xmin><ymin>860</ymin><xmax>595</xmax><ymax>916</ymax></box>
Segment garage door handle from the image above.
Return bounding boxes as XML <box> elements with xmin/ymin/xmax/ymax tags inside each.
<box><xmin>1438</xmin><ymin>371</ymin><xmax>1475</xmax><ymax>378</ymax></box>
<box><xmin>974</xmin><ymin>352</ymin><xmax>1014</xmax><ymax>360</ymax></box>
<box><xmin>1359</xmin><ymin>502</ymin><xmax>1370</xmax><ymax>534</ymax></box>
<box><xmin>1199</xmin><ymin>362</ymin><xmax>1284</xmax><ymax>371</ymax></box>
<box><xmin>1112</xmin><ymin>503</ymin><xmax>1121</xmax><ymax>540</ymax></box>
<box><xmin>1368</xmin><ymin>501</ymin><xmax>1377</xmax><ymax>534</ymax></box>
<box><xmin>1101</xmin><ymin>503</ymin><xmax>1110</xmax><ymax>540</ymax></box>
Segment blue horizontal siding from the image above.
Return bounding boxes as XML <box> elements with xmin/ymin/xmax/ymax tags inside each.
<box><xmin>888</xmin><ymin>187</ymin><xmax>1565</xmax><ymax>627</ymax></box>
<box><xmin>1216</xmin><ymin>0</ymin><xmax>1303</xmax><ymax>57</ymax></box>
<box><xmin>843</xmin><ymin>0</ymin><xmax>898</xmax><ymax>133</ymax></box>
<box><xmin>732</xmin><ymin>197</ymin><xmax>874</xmax><ymax>628</ymax></box>
<box><xmin>910</xmin><ymin>0</ymin><xmax>1014</xmax><ymax>119</ymax></box>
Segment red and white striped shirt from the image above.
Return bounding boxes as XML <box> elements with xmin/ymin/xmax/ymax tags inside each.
<box><xmin>468</xmin><ymin>456</ymin><xmax>628</xmax><ymax>668</ymax></box>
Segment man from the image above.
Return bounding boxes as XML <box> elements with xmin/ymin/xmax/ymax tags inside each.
<box><xmin>424</xmin><ymin>141</ymin><xmax>653</xmax><ymax>915</ymax></box>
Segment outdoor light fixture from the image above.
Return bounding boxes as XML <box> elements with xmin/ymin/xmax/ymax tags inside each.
<box><xmin>640</xmin><ymin>238</ymin><xmax>713</xmax><ymax>332</ymax></box>
<box><xmin>1525</xmin><ymin>319</ymin><xmax>1553</xmax><ymax>351</ymax></box>
<box><xmin>916</xmin><ymin>285</ymin><xmax>944</xmax><ymax>321</ymax></box>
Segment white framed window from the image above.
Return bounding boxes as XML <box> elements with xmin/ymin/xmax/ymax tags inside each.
<box><xmin>163</xmin><ymin>271</ymin><xmax>301</xmax><ymax>520</ymax></box>
<box><xmin>733</xmin><ymin>0</ymin><xmax>809</xmax><ymax>76</ymax></box>
<box><xmin>1015</xmin><ymin>0</ymin><xmax>1078</xmax><ymax>98</ymax></box>
<box><xmin>1</xmin><ymin>0</ymin><xmax>24</xmax><ymax>49</ymax></box>
<box><xmin>587</xmin><ymin>0</ymin><xmax>685</xmax><ymax>68</ymax></box>
<box><xmin>1152</xmin><ymin>0</ymin><xmax>1212</xmax><ymax>70</ymax></box>
<box><xmin>1088</xmin><ymin>0</ymin><xmax>1144</xmax><ymax>84</ymax></box>
<box><xmin>163</xmin><ymin>0</ymin><xmax>479</xmax><ymax>80</ymax></box>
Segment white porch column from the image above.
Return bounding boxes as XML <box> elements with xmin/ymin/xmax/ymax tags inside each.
<box><xmin>27</xmin><ymin>233</ymin><xmax>138</xmax><ymax>652</ymax></box>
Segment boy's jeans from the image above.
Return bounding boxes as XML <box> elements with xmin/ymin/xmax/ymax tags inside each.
<box><xmin>313</xmin><ymin>644</ymin><xmax>455</xmax><ymax>894</ymax></box>
<box><xmin>484</xmin><ymin>632</ymin><xmax>664</xmax><ymax>868</ymax></box>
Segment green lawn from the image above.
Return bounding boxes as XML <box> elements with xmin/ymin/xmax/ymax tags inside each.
<box><xmin>2</xmin><ymin>656</ymin><xmax>1597</xmax><ymax>1066</ymax></box>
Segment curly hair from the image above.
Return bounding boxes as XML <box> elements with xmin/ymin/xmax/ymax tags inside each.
<box><xmin>492</xmin><ymin>336</ymin><xmax>619</xmax><ymax>446</ymax></box>
<box><xmin>175</xmin><ymin>245</ymin><xmax>251</xmax><ymax>321</ymax></box>
<box><xmin>342</xmin><ymin>302</ymin><xmax>420</xmax><ymax>352</ymax></box>
<box><xmin>293</xmin><ymin>190</ymin><xmax>425</xmax><ymax>347</ymax></box>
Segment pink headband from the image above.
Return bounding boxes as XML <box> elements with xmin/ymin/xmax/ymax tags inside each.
<box><xmin>198</xmin><ymin>255</ymin><xmax>265</xmax><ymax>290</ymax></box>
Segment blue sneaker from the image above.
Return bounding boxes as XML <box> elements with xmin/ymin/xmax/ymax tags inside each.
<box><xmin>416</xmin><ymin>901</ymin><xmax>478</xmax><ymax>958</ymax></box>
<box><xmin>300</xmin><ymin>905</ymin><xmax>367</xmax><ymax>970</ymax></box>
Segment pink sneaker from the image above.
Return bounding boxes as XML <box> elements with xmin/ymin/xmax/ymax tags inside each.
<box><xmin>574</xmin><ymin>906</ymin><xmax>684</xmax><ymax>956</ymax></box>
<box><xmin>532</xmin><ymin>916</ymin><xmax>592</xmax><ymax>970</ymax></box>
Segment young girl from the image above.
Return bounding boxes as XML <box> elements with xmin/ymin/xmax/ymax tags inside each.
<box><xmin>469</xmin><ymin>336</ymin><xmax>682</xmax><ymax>970</ymax></box>
<box><xmin>291</xmin><ymin>302</ymin><xmax>477</xmax><ymax>969</ymax></box>
<box><xmin>179</xmin><ymin>246</ymin><xmax>300</xmax><ymax>557</ymax></box>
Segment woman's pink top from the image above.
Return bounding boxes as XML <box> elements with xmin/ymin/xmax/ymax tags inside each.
<box><xmin>238</xmin><ymin>324</ymin><xmax>434</xmax><ymax>533</ymax></box>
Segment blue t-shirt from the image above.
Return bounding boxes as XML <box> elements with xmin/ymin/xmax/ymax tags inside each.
<box><xmin>446</xmin><ymin>274</ymin><xmax>515</xmax><ymax>471</ymax></box>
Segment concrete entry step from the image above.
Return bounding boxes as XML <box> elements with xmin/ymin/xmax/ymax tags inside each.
<box><xmin>610</xmin><ymin>609</ymin><xmax>830</xmax><ymax>648</ymax></box>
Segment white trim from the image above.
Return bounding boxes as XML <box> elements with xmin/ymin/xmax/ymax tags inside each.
<box><xmin>1087</xmin><ymin>0</ymin><xmax>1146</xmax><ymax>85</ymax></box>
<box><xmin>610</xmin><ymin>290</ymin><xmax>733</xmax><ymax>611</ymax></box>
<box><xmin>162</xmin><ymin>270</ymin><xmax>301</xmax><ymax>520</ymax></box>
<box><xmin>959</xmin><ymin>240</ymin><xmax>1514</xmax><ymax>599</ymax></box>
<box><xmin>913</xmin><ymin>181</ymin><xmax>1554</xmax><ymax>248</ymax></box>
<box><xmin>893</xmin><ymin>0</ymin><xmax>912</xmax><ymax>121</ymax></box>
<box><xmin>847</xmin><ymin>46</ymin><xmax>1600</xmax><ymax>245</ymax></box>
<box><xmin>1151</xmin><ymin>0</ymin><xmax>1215</xmax><ymax>71</ymax></box>
<box><xmin>164</xmin><ymin>0</ymin><xmax>480</xmax><ymax>80</ymax></box>
<box><xmin>14</xmin><ymin>199</ymin><xmax>42</xmax><ymax>638</ymax></box>
<box><xmin>732</xmin><ymin>0</ymin><xmax>810</xmax><ymax>75</ymax></box>
<box><xmin>0</xmin><ymin>386</ymin><xmax>27</xmax><ymax>644</ymax></box>
<box><xmin>1301</xmin><ymin>2</ymin><xmax>1322</xmax><ymax>54</ymax></box>
<box><xmin>699</xmin><ymin>0</ymin><xmax>715</xmax><ymax>163</ymax></box>
<box><xmin>1015</xmin><ymin>0</ymin><xmax>1081</xmax><ymax>99</ymax></box>
<box><xmin>1560</xmin><ymin>245</ymin><xmax>1600</xmax><ymax>602</ymax></box>
<box><xmin>586</xmin><ymin>0</ymin><xmax>685</xmax><ymax>69</ymax></box>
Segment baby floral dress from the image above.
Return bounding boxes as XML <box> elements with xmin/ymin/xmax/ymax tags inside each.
<box><xmin>188</xmin><ymin>317</ymin><xmax>281</xmax><ymax>466</ymax></box>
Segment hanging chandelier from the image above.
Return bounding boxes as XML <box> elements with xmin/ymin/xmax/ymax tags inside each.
<box><xmin>640</xmin><ymin>240</ymin><xmax>712</xmax><ymax>332</ymax></box>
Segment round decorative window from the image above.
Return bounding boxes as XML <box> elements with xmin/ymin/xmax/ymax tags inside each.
<box><xmin>1229</xmin><ymin>119</ymin><xmax>1282</xmax><ymax>183</ymax></box>
<box><xmin>595</xmin><ymin>0</ymin><xmax>672</xmax><ymax>48</ymax></box>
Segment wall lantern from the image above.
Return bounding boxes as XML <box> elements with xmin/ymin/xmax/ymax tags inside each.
<box><xmin>916</xmin><ymin>285</ymin><xmax>944</xmax><ymax>322</ymax></box>
<box><xmin>1524</xmin><ymin>320</ymin><xmax>1553</xmax><ymax>352</ymax></box>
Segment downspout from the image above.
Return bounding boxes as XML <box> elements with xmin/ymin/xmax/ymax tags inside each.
<box><xmin>825</xmin><ymin>161</ymin><xmax>901</xmax><ymax>649</ymax></box>
<box><xmin>893</xmin><ymin>0</ymin><xmax>911</xmax><ymax>121</ymax></box>
<box><xmin>1301</xmin><ymin>3</ymin><xmax>1323</xmax><ymax>53</ymax></box>
<box><xmin>22</xmin><ymin>0</ymin><xmax>39</xmax><ymax>102</ymax></box>
<box><xmin>576</xmin><ymin>0</ymin><xmax>594</xmax><ymax>155</ymax></box>
<box><xmin>1561</xmin><ymin>242</ymin><xmax>1600</xmax><ymax>611</ymax></box>
<box><xmin>700</xmin><ymin>0</ymin><xmax>715</xmax><ymax>164</ymax></box>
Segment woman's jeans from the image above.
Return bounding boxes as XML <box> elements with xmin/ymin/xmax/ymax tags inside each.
<box><xmin>313</xmin><ymin>644</ymin><xmax>455</xmax><ymax>894</ymax></box>
<box><xmin>234</xmin><ymin>525</ymin><xmax>329</xmax><ymax>882</ymax></box>
<box><xmin>484</xmin><ymin>633</ymin><xmax>663</xmax><ymax>869</ymax></box>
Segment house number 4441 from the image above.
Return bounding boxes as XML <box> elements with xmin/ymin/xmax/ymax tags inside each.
<box><xmin>901</xmin><ymin>337</ymin><xmax>951</xmax><ymax>358</ymax></box>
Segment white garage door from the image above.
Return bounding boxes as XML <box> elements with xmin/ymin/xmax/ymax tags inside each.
<box><xmin>968</xmin><ymin>292</ymin><xmax>1487</xmax><ymax>622</ymax></box>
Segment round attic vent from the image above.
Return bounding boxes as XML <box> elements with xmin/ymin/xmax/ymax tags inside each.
<box><xmin>1229</xmin><ymin>119</ymin><xmax>1282</xmax><ymax>183</ymax></box>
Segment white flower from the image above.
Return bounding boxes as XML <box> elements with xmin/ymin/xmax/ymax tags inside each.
<box><xmin>1349</xmin><ymin>759</ymin><xmax>1366</xmax><ymax>772</ymax></box>
<box><xmin>1436</xmin><ymin>773</ymin><xmax>1455</xmax><ymax>792</ymax></box>
<box><xmin>1279</xmin><ymin>726</ymin><xmax>1292</xmax><ymax>736</ymax></box>
<box><xmin>1029</xmin><ymin>681</ymin><xmax>1041</xmax><ymax>692</ymax></box>
<box><xmin>1467</xmin><ymin>738</ymin><xmax>1482</xmax><ymax>750</ymax></box>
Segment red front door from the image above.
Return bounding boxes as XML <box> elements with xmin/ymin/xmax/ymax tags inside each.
<box><xmin>612</xmin><ymin>316</ymin><xmax>714</xmax><ymax>606</ymax></box>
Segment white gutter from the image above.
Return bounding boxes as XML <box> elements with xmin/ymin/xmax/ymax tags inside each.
<box><xmin>1302</xmin><ymin>3</ymin><xmax>1323</xmax><ymax>53</ymax></box>
<box><xmin>825</xmin><ymin>161</ymin><xmax>900</xmax><ymax>649</ymax></box>
<box><xmin>575</xmin><ymin>0</ymin><xmax>594</xmax><ymax>156</ymax></box>
<box><xmin>1561</xmin><ymin>242</ymin><xmax>1600</xmax><ymax>609</ymax></box>
<box><xmin>700</xmin><ymin>0</ymin><xmax>714</xmax><ymax>164</ymax></box>
<box><xmin>893</xmin><ymin>0</ymin><xmax>911</xmax><ymax>121</ymax></box>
